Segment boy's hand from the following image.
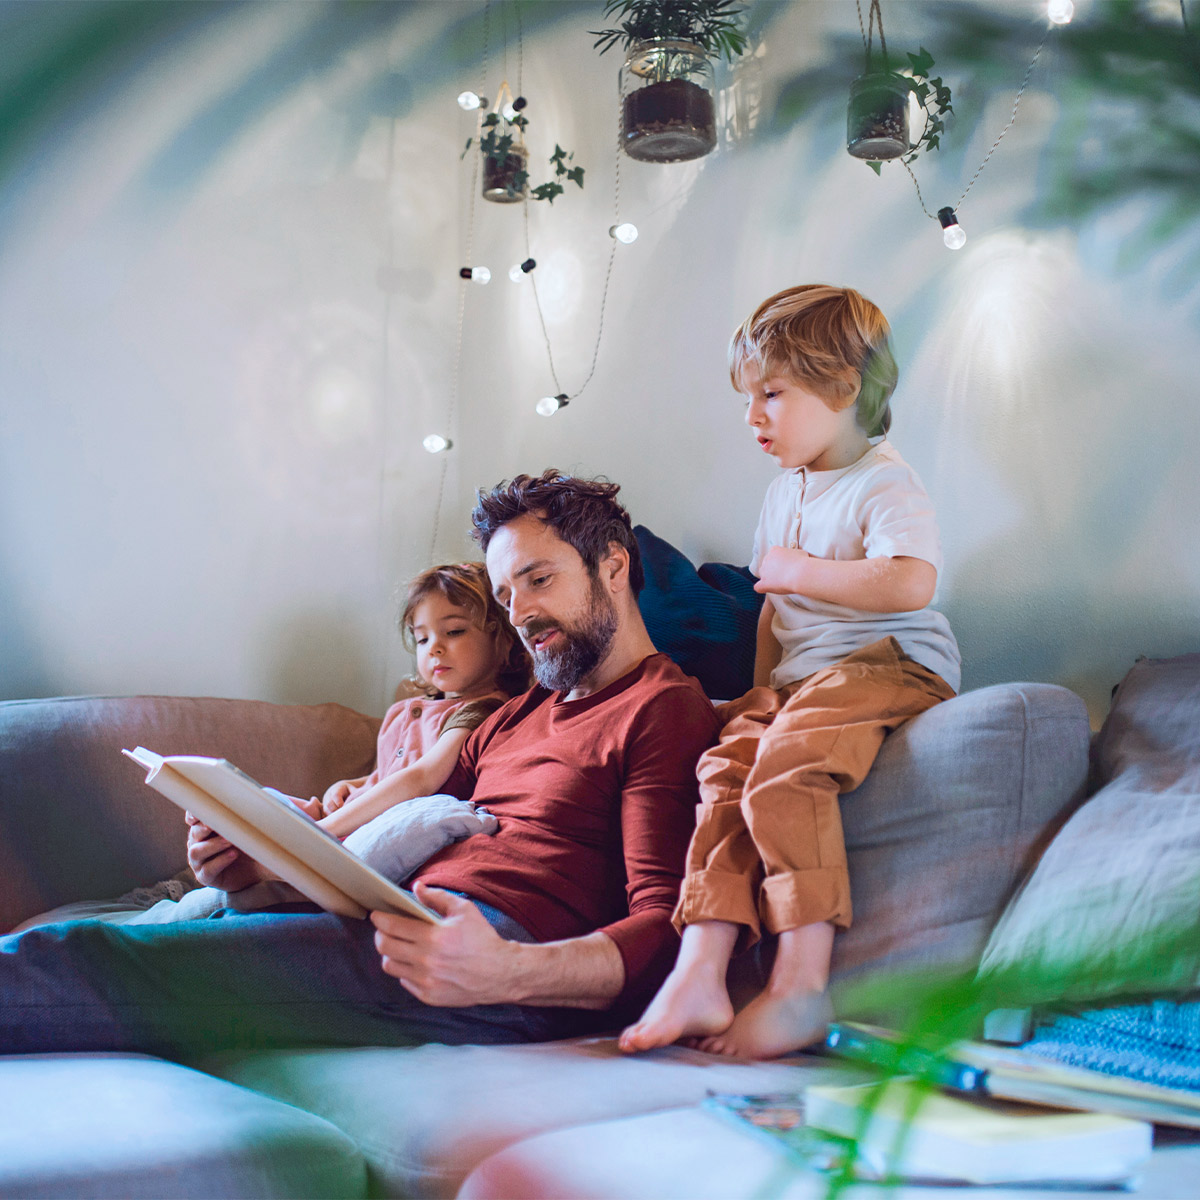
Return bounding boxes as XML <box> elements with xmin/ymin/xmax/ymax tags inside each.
<box><xmin>755</xmin><ymin>546</ymin><xmax>810</xmax><ymax>596</ymax></box>
<box><xmin>321</xmin><ymin>779</ymin><xmax>354</xmax><ymax>814</ymax></box>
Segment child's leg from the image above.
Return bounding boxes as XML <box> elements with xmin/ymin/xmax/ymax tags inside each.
<box><xmin>674</xmin><ymin>687</ymin><xmax>787</xmax><ymax>938</ymax></box>
<box><xmin>701</xmin><ymin>639</ymin><xmax>954</xmax><ymax>1059</ymax></box>
<box><xmin>617</xmin><ymin>919</ymin><xmax>739</xmax><ymax>1052</ymax></box>
<box><xmin>619</xmin><ymin>688</ymin><xmax>783</xmax><ymax>1054</ymax></box>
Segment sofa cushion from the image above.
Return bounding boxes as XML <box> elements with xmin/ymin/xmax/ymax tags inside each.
<box><xmin>0</xmin><ymin>695</ymin><xmax>380</xmax><ymax>931</ymax></box>
<box><xmin>820</xmin><ymin>681</ymin><xmax>1090</xmax><ymax>985</ymax></box>
<box><xmin>979</xmin><ymin>654</ymin><xmax>1200</xmax><ymax>1004</ymax></box>
<box><xmin>198</xmin><ymin>1037</ymin><xmax>827</xmax><ymax>1199</ymax></box>
<box><xmin>634</xmin><ymin>525</ymin><xmax>762</xmax><ymax>700</ymax></box>
<box><xmin>0</xmin><ymin>1052</ymin><xmax>366</xmax><ymax>1199</ymax></box>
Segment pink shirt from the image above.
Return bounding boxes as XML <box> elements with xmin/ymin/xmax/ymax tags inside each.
<box><xmin>348</xmin><ymin>691</ymin><xmax>508</xmax><ymax>801</ymax></box>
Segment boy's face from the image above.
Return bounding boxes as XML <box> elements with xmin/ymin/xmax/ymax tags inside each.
<box><xmin>740</xmin><ymin>363</ymin><xmax>870</xmax><ymax>473</ymax></box>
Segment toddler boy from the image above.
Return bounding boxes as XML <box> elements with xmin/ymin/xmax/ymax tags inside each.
<box><xmin>620</xmin><ymin>284</ymin><xmax>960</xmax><ymax>1059</ymax></box>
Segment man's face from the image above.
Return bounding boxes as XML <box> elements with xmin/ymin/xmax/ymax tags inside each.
<box><xmin>485</xmin><ymin>514</ymin><xmax>619</xmax><ymax>694</ymax></box>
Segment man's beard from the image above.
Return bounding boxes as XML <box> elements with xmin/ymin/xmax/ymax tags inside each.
<box><xmin>523</xmin><ymin>580</ymin><xmax>618</xmax><ymax>693</ymax></box>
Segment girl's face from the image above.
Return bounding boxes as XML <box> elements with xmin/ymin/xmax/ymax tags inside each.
<box><xmin>409</xmin><ymin>591</ymin><xmax>502</xmax><ymax>699</ymax></box>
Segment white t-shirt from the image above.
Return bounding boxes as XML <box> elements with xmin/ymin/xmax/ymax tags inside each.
<box><xmin>751</xmin><ymin>439</ymin><xmax>961</xmax><ymax>693</ymax></box>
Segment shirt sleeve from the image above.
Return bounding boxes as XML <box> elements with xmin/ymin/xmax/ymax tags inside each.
<box><xmin>440</xmin><ymin>696</ymin><xmax>506</xmax><ymax>735</ymax></box>
<box><xmin>858</xmin><ymin>464</ymin><xmax>944</xmax><ymax>574</ymax></box>
<box><xmin>594</xmin><ymin>685</ymin><xmax>721</xmax><ymax>1013</ymax></box>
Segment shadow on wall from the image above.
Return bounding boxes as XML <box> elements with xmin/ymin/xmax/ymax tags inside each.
<box><xmin>0</xmin><ymin>559</ymin><xmax>53</xmax><ymax>701</ymax></box>
<box><xmin>256</xmin><ymin>610</ymin><xmax>380</xmax><ymax>713</ymax></box>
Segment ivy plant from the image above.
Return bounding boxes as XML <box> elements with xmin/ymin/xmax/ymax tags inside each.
<box><xmin>862</xmin><ymin>45</ymin><xmax>954</xmax><ymax>175</ymax></box>
<box><xmin>463</xmin><ymin>111</ymin><xmax>584</xmax><ymax>203</ymax></box>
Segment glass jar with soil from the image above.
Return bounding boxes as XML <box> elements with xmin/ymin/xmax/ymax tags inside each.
<box><xmin>482</xmin><ymin>143</ymin><xmax>528</xmax><ymax>203</ymax></box>
<box><xmin>846</xmin><ymin>72</ymin><xmax>912</xmax><ymax>161</ymax></box>
<box><xmin>619</xmin><ymin>39</ymin><xmax>717</xmax><ymax>163</ymax></box>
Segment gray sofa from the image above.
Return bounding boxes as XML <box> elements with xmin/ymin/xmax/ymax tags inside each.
<box><xmin>0</xmin><ymin>674</ymin><xmax>1192</xmax><ymax>1198</ymax></box>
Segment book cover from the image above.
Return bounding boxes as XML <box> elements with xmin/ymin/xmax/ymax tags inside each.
<box><xmin>124</xmin><ymin>747</ymin><xmax>442</xmax><ymax>924</ymax></box>
<box><xmin>804</xmin><ymin>1078</ymin><xmax>1152</xmax><ymax>1186</ymax></box>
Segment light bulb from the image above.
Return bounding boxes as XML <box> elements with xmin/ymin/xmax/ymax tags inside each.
<box><xmin>509</xmin><ymin>258</ymin><xmax>536</xmax><ymax>282</ymax></box>
<box><xmin>937</xmin><ymin>206</ymin><xmax>967</xmax><ymax>250</ymax></box>
<box><xmin>609</xmin><ymin>223</ymin><xmax>639</xmax><ymax>244</ymax></box>
<box><xmin>422</xmin><ymin>434</ymin><xmax>452</xmax><ymax>454</ymax></box>
<box><xmin>459</xmin><ymin>266</ymin><xmax>491</xmax><ymax>284</ymax></box>
<box><xmin>1047</xmin><ymin>0</ymin><xmax>1074</xmax><ymax>25</ymax></box>
<box><xmin>536</xmin><ymin>394</ymin><xmax>569</xmax><ymax>416</ymax></box>
<box><xmin>457</xmin><ymin>91</ymin><xmax>483</xmax><ymax>110</ymax></box>
<box><xmin>501</xmin><ymin>101</ymin><xmax>518</xmax><ymax>121</ymax></box>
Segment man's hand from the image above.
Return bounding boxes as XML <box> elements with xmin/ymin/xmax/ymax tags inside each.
<box><xmin>370</xmin><ymin>884</ymin><xmax>521</xmax><ymax>1007</ymax></box>
<box><xmin>755</xmin><ymin>545</ymin><xmax>810</xmax><ymax>595</ymax></box>
<box><xmin>185</xmin><ymin>813</ymin><xmax>267</xmax><ymax>892</ymax></box>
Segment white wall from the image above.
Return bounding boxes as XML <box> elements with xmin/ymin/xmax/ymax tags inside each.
<box><xmin>2</xmin><ymin>0</ymin><xmax>1197</xmax><ymax>723</ymax></box>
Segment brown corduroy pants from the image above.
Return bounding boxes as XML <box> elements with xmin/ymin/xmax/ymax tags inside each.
<box><xmin>674</xmin><ymin>637</ymin><xmax>955</xmax><ymax>948</ymax></box>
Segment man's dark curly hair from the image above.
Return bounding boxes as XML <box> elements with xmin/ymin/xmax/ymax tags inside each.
<box><xmin>471</xmin><ymin>469</ymin><xmax>645</xmax><ymax>595</ymax></box>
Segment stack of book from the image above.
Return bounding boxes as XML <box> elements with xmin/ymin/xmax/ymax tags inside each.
<box><xmin>704</xmin><ymin>1021</ymin><xmax>1200</xmax><ymax>1188</ymax></box>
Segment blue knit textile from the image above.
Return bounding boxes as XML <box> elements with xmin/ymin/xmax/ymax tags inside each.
<box><xmin>1023</xmin><ymin>1000</ymin><xmax>1200</xmax><ymax>1091</ymax></box>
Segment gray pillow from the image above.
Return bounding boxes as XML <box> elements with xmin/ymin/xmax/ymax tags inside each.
<box><xmin>978</xmin><ymin>654</ymin><xmax>1200</xmax><ymax>1004</ymax></box>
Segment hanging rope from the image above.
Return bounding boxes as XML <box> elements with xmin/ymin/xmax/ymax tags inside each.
<box><xmin>901</xmin><ymin>25</ymin><xmax>1053</xmax><ymax>221</ymax></box>
<box><xmin>856</xmin><ymin>0</ymin><xmax>889</xmax><ymax>70</ymax></box>
<box><xmin>515</xmin><ymin>0</ymin><xmax>620</xmax><ymax>404</ymax></box>
<box><xmin>428</xmin><ymin>1</ymin><xmax>489</xmax><ymax>562</ymax></box>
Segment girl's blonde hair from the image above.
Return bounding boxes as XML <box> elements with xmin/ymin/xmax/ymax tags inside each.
<box><xmin>400</xmin><ymin>562</ymin><xmax>531</xmax><ymax>697</ymax></box>
<box><xmin>728</xmin><ymin>284</ymin><xmax>898</xmax><ymax>437</ymax></box>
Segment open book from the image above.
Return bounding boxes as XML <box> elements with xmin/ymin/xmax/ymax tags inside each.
<box><xmin>123</xmin><ymin>748</ymin><xmax>443</xmax><ymax>924</ymax></box>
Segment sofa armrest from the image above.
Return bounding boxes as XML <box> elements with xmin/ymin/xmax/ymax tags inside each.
<box><xmin>0</xmin><ymin>694</ymin><xmax>380</xmax><ymax>931</ymax></box>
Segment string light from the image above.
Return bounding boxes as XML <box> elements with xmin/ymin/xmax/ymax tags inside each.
<box><xmin>508</xmin><ymin>257</ymin><xmax>536</xmax><ymax>281</ymax></box>
<box><xmin>535</xmin><ymin>393</ymin><xmax>569</xmax><ymax>416</ymax></box>
<box><xmin>938</xmin><ymin>206</ymin><xmax>967</xmax><ymax>250</ymax></box>
<box><xmin>501</xmin><ymin>94</ymin><xmax>527</xmax><ymax>121</ymax></box>
<box><xmin>457</xmin><ymin>91</ymin><xmax>485</xmax><ymax>110</ymax></box>
<box><xmin>422</xmin><ymin>433</ymin><xmax>452</xmax><ymax>453</ymax></box>
<box><xmin>609</xmin><ymin>223</ymin><xmax>639</xmax><ymax>244</ymax></box>
<box><xmin>1047</xmin><ymin>0</ymin><xmax>1074</xmax><ymax>24</ymax></box>
<box><xmin>459</xmin><ymin>266</ymin><xmax>491</xmax><ymax>284</ymax></box>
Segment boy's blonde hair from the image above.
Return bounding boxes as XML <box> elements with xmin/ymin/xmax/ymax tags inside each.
<box><xmin>728</xmin><ymin>284</ymin><xmax>898</xmax><ymax>437</ymax></box>
<box><xmin>400</xmin><ymin>562</ymin><xmax>531</xmax><ymax>698</ymax></box>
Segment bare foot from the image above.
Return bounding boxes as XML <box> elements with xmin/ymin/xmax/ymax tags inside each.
<box><xmin>697</xmin><ymin>987</ymin><xmax>832</xmax><ymax>1060</ymax></box>
<box><xmin>618</xmin><ymin>961</ymin><xmax>735</xmax><ymax>1053</ymax></box>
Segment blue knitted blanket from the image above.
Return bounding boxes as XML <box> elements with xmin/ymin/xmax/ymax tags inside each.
<box><xmin>1023</xmin><ymin>1000</ymin><xmax>1200</xmax><ymax>1092</ymax></box>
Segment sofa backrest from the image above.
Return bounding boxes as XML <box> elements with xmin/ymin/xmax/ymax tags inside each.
<box><xmin>0</xmin><ymin>695</ymin><xmax>380</xmax><ymax>931</ymax></box>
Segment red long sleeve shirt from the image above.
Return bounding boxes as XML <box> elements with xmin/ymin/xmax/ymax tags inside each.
<box><xmin>413</xmin><ymin>653</ymin><xmax>720</xmax><ymax>1010</ymax></box>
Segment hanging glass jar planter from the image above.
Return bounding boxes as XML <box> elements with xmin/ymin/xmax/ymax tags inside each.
<box><xmin>482</xmin><ymin>142</ymin><xmax>528</xmax><ymax>202</ymax></box>
<box><xmin>846</xmin><ymin>72</ymin><xmax>912</xmax><ymax>161</ymax></box>
<box><xmin>619</xmin><ymin>39</ymin><xmax>717</xmax><ymax>163</ymax></box>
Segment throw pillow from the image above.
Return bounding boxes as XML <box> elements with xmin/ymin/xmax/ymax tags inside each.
<box><xmin>978</xmin><ymin>653</ymin><xmax>1200</xmax><ymax>1005</ymax></box>
<box><xmin>634</xmin><ymin>525</ymin><xmax>762</xmax><ymax>700</ymax></box>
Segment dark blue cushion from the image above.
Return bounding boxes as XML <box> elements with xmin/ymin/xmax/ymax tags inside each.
<box><xmin>634</xmin><ymin>525</ymin><xmax>762</xmax><ymax>700</ymax></box>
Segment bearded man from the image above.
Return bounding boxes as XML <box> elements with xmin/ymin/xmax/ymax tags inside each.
<box><xmin>0</xmin><ymin>471</ymin><xmax>720</xmax><ymax>1055</ymax></box>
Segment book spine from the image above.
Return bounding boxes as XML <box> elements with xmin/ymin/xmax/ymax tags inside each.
<box><xmin>824</xmin><ymin>1025</ymin><xmax>989</xmax><ymax>1094</ymax></box>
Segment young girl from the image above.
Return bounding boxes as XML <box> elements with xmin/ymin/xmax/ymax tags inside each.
<box><xmin>149</xmin><ymin>563</ymin><xmax>527</xmax><ymax>921</ymax></box>
<box><xmin>315</xmin><ymin>560</ymin><xmax>530</xmax><ymax>846</ymax></box>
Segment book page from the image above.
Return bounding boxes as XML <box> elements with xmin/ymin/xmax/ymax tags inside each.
<box><xmin>125</xmin><ymin>748</ymin><xmax>442</xmax><ymax>924</ymax></box>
